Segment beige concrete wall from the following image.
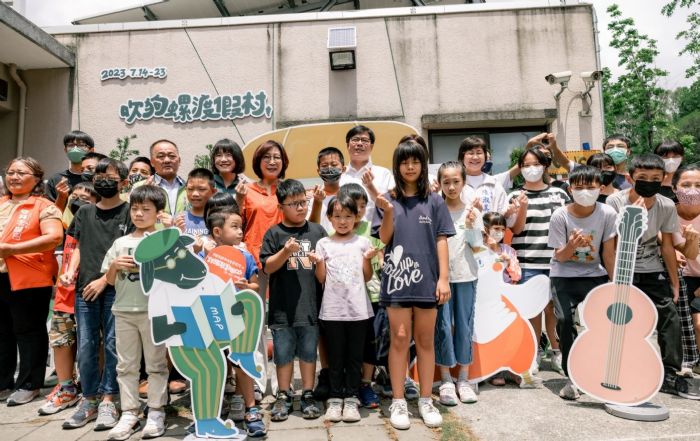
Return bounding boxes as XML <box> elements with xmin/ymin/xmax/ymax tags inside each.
<box><xmin>52</xmin><ymin>5</ymin><xmax>602</xmax><ymax>176</ymax></box>
<box><xmin>22</xmin><ymin>68</ymin><xmax>72</xmax><ymax>172</ymax></box>
<box><xmin>0</xmin><ymin>63</ymin><xmax>19</xmax><ymax>170</ymax></box>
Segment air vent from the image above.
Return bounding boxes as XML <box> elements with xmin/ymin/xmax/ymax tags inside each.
<box><xmin>327</xmin><ymin>27</ymin><xmax>357</xmax><ymax>50</ymax></box>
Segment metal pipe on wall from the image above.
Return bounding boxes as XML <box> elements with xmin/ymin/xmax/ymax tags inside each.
<box><xmin>9</xmin><ymin>64</ymin><xmax>26</xmax><ymax>158</ymax></box>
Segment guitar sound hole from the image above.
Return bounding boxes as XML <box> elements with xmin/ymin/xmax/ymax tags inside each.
<box><xmin>606</xmin><ymin>303</ymin><xmax>633</xmax><ymax>325</ymax></box>
<box><xmin>601</xmin><ymin>382</ymin><xmax>621</xmax><ymax>391</ymax></box>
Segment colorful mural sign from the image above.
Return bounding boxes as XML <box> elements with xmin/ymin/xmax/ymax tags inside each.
<box><xmin>119</xmin><ymin>91</ymin><xmax>273</xmax><ymax>125</ymax></box>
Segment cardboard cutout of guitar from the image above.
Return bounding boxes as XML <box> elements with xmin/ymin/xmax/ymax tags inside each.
<box><xmin>568</xmin><ymin>205</ymin><xmax>664</xmax><ymax>406</ymax></box>
<box><xmin>134</xmin><ymin>228</ymin><xmax>263</xmax><ymax>439</ymax></box>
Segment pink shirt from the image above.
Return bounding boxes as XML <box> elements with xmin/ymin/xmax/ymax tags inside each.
<box><xmin>673</xmin><ymin>214</ymin><xmax>700</xmax><ymax>277</ymax></box>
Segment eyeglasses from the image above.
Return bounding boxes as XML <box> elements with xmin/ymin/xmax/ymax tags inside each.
<box><xmin>350</xmin><ymin>137</ymin><xmax>372</xmax><ymax>144</ymax></box>
<box><xmin>5</xmin><ymin>171</ymin><xmax>36</xmax><ymax>178</ymax></box>
<box><xmin>66</xmin><ymin>143</ymin><xmax>90</xmax><ymax>149</ymax></box>
<box><xmin>281</xmin><ymin>200</ymin><xmax>309</xmax><ymax>209</ymax></box>
<box><xmin>154</xmin><ymin>248</ymin><xmax>188</xmax><ymax>270</ymax></box>
<box><xmin>262</xmin><ymin>155</ymin><xmax>283</xmax><ymax>163</ymax></box>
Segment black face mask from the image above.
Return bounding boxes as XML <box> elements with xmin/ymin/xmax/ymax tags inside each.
<box><xmin>94</xmin><ymin>179</ymin><xmax>120</xmax><ymax>198</ymax></box>
<box><xmin>319</xmin><ymin>167</ymin><xmax>342</xmax><ymax>183</ymax></box>
<box><xmin>82</xmin><ymin>171</ymin><xmax>94</xmax><ymax>182</ymax></box>
<box><xmin>128</xmin><ymin>173</ymin><xmax>145</xmax><ymax>186</ymax></box>
<box><xmin>600</xmin><ymin>170</ymin><xmax>616</xmax><ymax>186</ymax></box>
<box><xmin>634</xmin><ymin>179</ymin><xmax>661</xmax><ymax>198</ymax></box>
<box><xmin>69</xmin><ymin>198</ymin><xmax>88</xmax><ymax>215</ymax></box>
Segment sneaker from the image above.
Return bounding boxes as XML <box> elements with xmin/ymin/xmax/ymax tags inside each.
<box><xmin>94</xmin><ymin>401</ymin><xmax>119</xmax><ymax>431</ymax></box>
<box><xmin>388</xmin><ymin>399</ymin><xmax>411</xmax><ymax>430</ymax></box>
<box><xmin>404</xmin><ymin>377</ymin><xmax>419</xmax><ymax>400</ymax></box>
<box><xmin>324</xmin><ymin>398</ymin><xmax>343</xmax><ymax>422</ymax></box>
<box><xmin>456</xmin><ymin>381</ymin><xmax>478</xmax><ymax>404</ymax></box>
<box><xmin>300</xmin><ymin>389</ymin><xmax>321</xmax><ymax>419</ymax></box>
<box><xmin>138</xmin><ymin>380</ymin><xmax>149</xmax><ymax>398</ymax></box>
<box><xmin>142</xmin><ymin>408</ymin><xmax>166</xmax><ymax>439</ymax></box>
<box><xmin>245</xmin><ymin>407</ymin><xmax>267</xmax><ymax>438</ymax></box>
<box><xmin>270</xmin><ymin>390</ymin><xmax>292</xmax><ymax>422</ymax></box>
<box><xmin>168</xmin><ymin>379</ymin><xmax>187</xmax><ymax>394</ymax></box>
<box><xmin>313</xmin><ymin>368</ymin><xmax>330</xmax><ymax>400</ymax></box>
<box><xmin>358</xmin><ymin>383</ymin><xmax>380</xmax><ymax>408</ymax></box>
<box><xmin>108</xmin><ymin>412</ymin><xmax>140</xmax><ymax>441</ymax></box>
<box><xmin>674</xmin><ymin>376</ymin><xmax>700</xmax><ymax>400</ymax></box>
<box><xmin>7</xmin><ymin>389</ymin><xmax>40</xmax><ymax>406</ymax></box>
<box><xmin>228</xmin><ymin>394</ymin><xmax>245</xmax><ymax>422</ymax></box>
<box><xmin>253</xmin><ymin>384</ymin><xmax>263</xmax><ymax>403</ymax></box>
<box><xmin>62</xmin><ymin>399</ymin><xmax>98</xmax><ymax>429</ymax></box>
<box><xmin>530</xmin><ymin>354</ymin><xmax>540</xmax><ymax>376</ymax></box>
<box><xmin>342</xmin><ymin>397</ymin><xmax>361</xmax><ymax>422</ymax></box>
<box><xmin>438</xmin><ymin>382</ymin><xmax>458</xmax><ymax>406</ymax></box>
<box><xmin>679</xmin><ymin>367</ymin><xmax>694</xmax><ymax>378</ymax></box>
<box><xmin>38</xmin><ymin>385</ymin><xmax>80</xmax><ymax>415</ymax></box>
<box><xmin>559</xmin><ymin>381</ymin><xmax>580</xmax><ymax>400</ymax></box>
<box><xmin>224</xmin><ymin>376</ymin><xmax>236</xmax><ymax>394</ymax></box>
<box><xmin>380</xmin><ymin>381</ymin><xmax>393</xmax><ymax>398</ymax></box>
<box><xmin>550</xmin><ymin>350</ymin><xmax>564</xmax><ymax>375</ymax></box>
<box><xmin>519</xmin><ymin>372</ymin><xmax>544</xmax><ymax>389</ymax></box>
<box><xmin>44</xmin><ymin>370</ymin><xmax>58</xmax><ymax>387</ymax></box>
<box><xmin>418</xmin><ymin>399</ymin><xmax>443</xmax><ymax>428</ymax></box>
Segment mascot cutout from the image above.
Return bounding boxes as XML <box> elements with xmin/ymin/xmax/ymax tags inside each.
<box><xmin>468</xmin><ymin>249</ymin><xmax>550</xmax><ymax>385</ymax></box>
<box><xmin>134</xmin><ymin>228</ymin><xmax>264</xmax><ymax>439</ymax></box>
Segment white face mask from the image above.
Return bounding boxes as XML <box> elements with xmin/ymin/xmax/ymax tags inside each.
<box><xmin>663</xmin><ymin>157</ymin><xmax>682</xmax><ymax>173</ymax></box>
<box><xmin>489</xmin><ymin>229</ymin><xmax>504</xmax><ymax>243</ymax></box>
<box><xmin>522</xmin><ymin>165</ymin><xmax>544</xmax><ymax>183</ymax></box>
<box><xmin>571</xmin><ymin>189</ymin><xmax>600</xmax><ymax>207</ymax></box>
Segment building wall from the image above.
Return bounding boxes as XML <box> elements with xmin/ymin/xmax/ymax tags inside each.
<box><xmin>0</xmin><ymin>63</ymin><xmax>19</xmax><ymax>169</ymax></box>
<box><xmin>50</xmin><ymin>5</ymin><xmax>602</xmax><ymax>177</ymax></box>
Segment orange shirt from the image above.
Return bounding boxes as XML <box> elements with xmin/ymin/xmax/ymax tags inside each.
<box><xmin>242</xmin><ymin>182</ymin><xmax>283</xmax><ymax>268</ymax></box>
<box><xmin>54</xmin><ymin>234</ymin><xmax>77</xmax><ymax>314</ymax></box>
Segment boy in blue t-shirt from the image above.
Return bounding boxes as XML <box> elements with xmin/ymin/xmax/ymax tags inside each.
<box><xmin>175</xmin><ymin>168</ymin><xmax>216</xmax><ymax>253</ymax></box>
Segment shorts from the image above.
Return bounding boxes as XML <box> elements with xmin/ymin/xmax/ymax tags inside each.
<box><xmin>272</xmin><ymin>325</ymin><xmax>319</xmax><ymax>366</ymax></box>
<box><xmin>382</xmin><ymin>301</ymin><xmax>438</xmax><ymax>309</ymax></box>
<box><xmin>49</xmin><ymin>311</ymin><xmax>76</xmax><ymax>348</ymax></box>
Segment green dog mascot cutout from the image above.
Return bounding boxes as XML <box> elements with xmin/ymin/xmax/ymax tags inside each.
<box><xmin>134</xmin><ymin>228</ymin><xmax>264</xmax><ymax>439</ymax></box>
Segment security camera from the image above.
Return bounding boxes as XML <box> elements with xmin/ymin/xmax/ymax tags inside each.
<box><xmin>545</xmin><ymin>71</ymin><xmax>572</xmax><ymax>85</ymax></box>
<box><xmin>581</xmin><ymin>70</ymin><xmax>603</xmax><ymax>83</ymax></box>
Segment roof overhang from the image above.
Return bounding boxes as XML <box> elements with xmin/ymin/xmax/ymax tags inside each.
<box><xmin>0</xmin><ymin>1</ymin><xmax>74</xmax><ymax>69</ymax></box>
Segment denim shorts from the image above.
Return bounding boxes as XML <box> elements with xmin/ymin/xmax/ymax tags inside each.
<box><xmin>272</xmin><ymin>325</ymin><xmax>319</xmax><ymax>365</ymax></box>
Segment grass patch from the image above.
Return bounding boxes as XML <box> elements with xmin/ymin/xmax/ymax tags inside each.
<box><xmin>440</xmin><ymin>411</ymin><xmax>478</xmax><ymax>441</ymax></box>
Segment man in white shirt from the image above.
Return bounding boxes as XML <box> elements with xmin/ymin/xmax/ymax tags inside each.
<box><xmin>340</xmin><ymin>125</ymin><xmax>395</xmax><ymax>222</ymax></box>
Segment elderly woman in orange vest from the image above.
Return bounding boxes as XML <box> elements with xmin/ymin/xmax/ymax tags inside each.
<box><xmin>0</xmin><ymin>157</ymin><xmax>63</xmax><ymax>406</ymax></box>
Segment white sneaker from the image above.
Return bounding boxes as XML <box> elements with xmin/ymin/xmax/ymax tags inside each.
<box><xmin>108</xmin><ymin>412</ymin><xmax>140</xmax><ymax>441</ymax></box>
<box><xmin>342</xmin><ymin>397</ymin><xmax>361</xmax><ymax>422</ymax></box>
<box><xmin>519</xmin><ymin>371</ymin><xmax>544</xmax><ymax>389</ymax></box>
<box><xmin>559</xmin><ymin>381</ymin><xmax>580</xmax><ymax>400</ymax></box>
<box><xmin>531</xmin><ymin>353</ymin><xmax>540</xmax><ymax>375</ymax></box>
<box><xmin>456</xmin><ymin>381</ymin><xmax>477</xmax><ymax>403</ymax></box>
<box><xmin>551</xmin><ymin>350</ymin><xmax>564</xmax><ymax>375</ymax></box>
<box><xmin>141</xmin><ymin>408</ymin><xmax>166</xmax><ymax>439</ymax></box>
<box><xmin>229</xmin><ymin>394</ymin><xmax>245</xmax><ymax>422</ymax></box>
<box><xmin>438</xmin><ymin>382</ymin><xmax>458</xmax><ymax>406</ymax></box>
<box><xmin>388</xmin><ymin>399</ymin><xmax>411</xmax><ymax>430</ymax></box>
<box><xmin>418</xmin><ymin>399</ymin><xmax>442</xmax><ymax>428</ymax></box>
<box><xmin>324</xmin><ymin>398</ymin><xmax>343</xmax><ymax>422</ymax></box>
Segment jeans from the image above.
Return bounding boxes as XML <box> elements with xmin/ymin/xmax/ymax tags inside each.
<box><xmin>75</xmin><ymin>286</ymin><xmax>119</xmax><ymax>397</ymax></box>
<box><xmin>320</xmin><ymin>320</ymin><xmax>367</xmax><ymax>398</ymax></box>
<box><xmin>551</xmin><ymin>276</ymin><xmax>608</xmax><ymax>376</ymax></box>
<box><xmin>0</xmin><ymin>273</ymin><xmax>52</xmax><ymax>390</ymax></box>
<box><xmin>271</xmin><ymin>325</ymin><xmax>319</xmax><ymax>365</ymax></box>
<box><xmin>435</xmin><ymin>281</ymin><xmax>476</xmax><ymax>367</ymax></box>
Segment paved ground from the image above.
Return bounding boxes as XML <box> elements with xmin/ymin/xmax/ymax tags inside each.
<box><xmin>2</xmin><ymin>354</ymin><xmax>700</xmax><ymax>440</ymax></box>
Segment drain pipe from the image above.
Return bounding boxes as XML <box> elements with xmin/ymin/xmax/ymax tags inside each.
<box><xmin>9</xmin><ymin>64</ymin><xmax>26</xmax><ymax>158</ymax></box>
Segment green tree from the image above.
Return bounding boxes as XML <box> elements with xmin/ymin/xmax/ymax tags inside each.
<box><xmin>662</xmin><ymin>0</ymin><xmax>700</xmax><ymax>79</ymax></box>
<box><xmin>603</xmin><ymin>4</ymin><xmax>671</xmax><ymax>153</ymax></box>
<box><xmin>109</xmin><ymin>134</ymin><xmax>139</xmax><ymax>162</ymax></box>
<box><xmin>194</xmin><ymin>144</ymin><xmax>213</xmax><ymax>169</ymax></box>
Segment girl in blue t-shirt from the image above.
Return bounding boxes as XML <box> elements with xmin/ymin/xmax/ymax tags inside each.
<box><xmin>372</xmin><ymin>140</ymin><xmax>455</xmax><ymax>431</ymax></box>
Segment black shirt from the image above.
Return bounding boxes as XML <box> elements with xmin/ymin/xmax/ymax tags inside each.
<box><xmin>259</xmin><ymin>221</ymin><xmax>327</xmax><ymax>328</ymax></box>
<box><xmin>66</xmin><ymin>203</ymin><xmax>134</xmax><ymax>293</ymax></box>
<box><xmin>45</xmin><ymin>169</ymin><xmax>84</xmax><ymax>202</ymax></box>
<box><xmin>659</xmin><ymin>185</ymin><xmax>678</xmax><ymax>204</ymax></box>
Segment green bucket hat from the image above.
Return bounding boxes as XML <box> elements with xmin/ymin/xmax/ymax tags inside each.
<box><xmin>134</xmin><ymin>228</ymin><xmax>195</xmax><ymax>292</ymax></box>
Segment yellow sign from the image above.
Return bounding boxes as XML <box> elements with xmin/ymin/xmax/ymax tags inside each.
<box><xmin>550</xmin><ymin>150</ymin><xmax>603</xmax><ymax>175</ymax></box>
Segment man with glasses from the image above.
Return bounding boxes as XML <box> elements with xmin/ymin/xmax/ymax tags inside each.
<box><xmin>46</xmin><ymin>131</ymin><xmax>96</xmax><ymax>211</ymax></box>
<box><xmin>341</xmin><ymin>125</ymin><xmax>394</xmax><ymax>222</ymax></box>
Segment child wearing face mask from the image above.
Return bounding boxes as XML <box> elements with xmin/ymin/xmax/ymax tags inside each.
<box><xmin>586</xmin><ymin>153</ymin><xmax>619</xmax><ymax>203</ymax></box>
<box><xmin>483</xmin><ymin>212</ymin><xmax>521</xmax><ymax>284</ymax></box>
<box><xmin>547</xmin><ymin>166</ymin><xmax>618</xmax><ymax>400</ymax></box>
<box><xmin>654</xmin><ymin>140</ymin><xmax>685</xmax><ymax>203</ymax></box>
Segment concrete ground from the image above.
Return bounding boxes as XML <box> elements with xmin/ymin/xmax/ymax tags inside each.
<box><xmin>2</xmin><ymin>354</ymin><xmax>699</xmax><ymax>441</ymax></box>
